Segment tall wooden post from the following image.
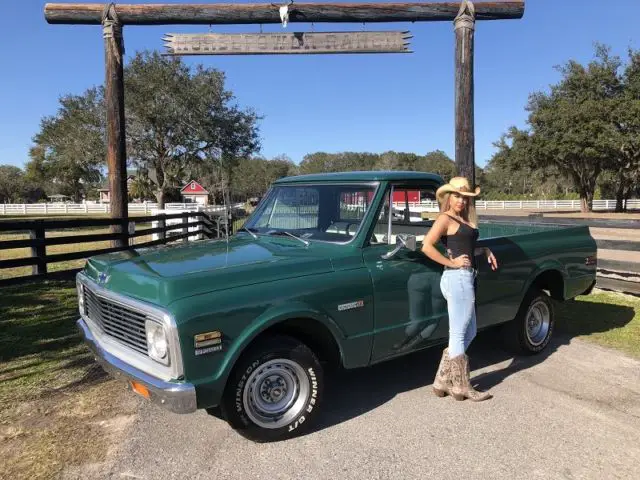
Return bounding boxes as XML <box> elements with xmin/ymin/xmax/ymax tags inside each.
<box><xmin>103</xmin><ymin>4</ymin><xmax>128</xmax><ymax>248</ymax></box>
<box><xmin>454</xmin><ymin>0</ymin><xmax>476</xmax><ymax>187</ymax></box>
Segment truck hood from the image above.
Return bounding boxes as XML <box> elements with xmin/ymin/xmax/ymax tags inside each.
<box><xmin>83</xmin><ymin>236</ymin><xmax>334</xmax><ymax>306</ymax></box>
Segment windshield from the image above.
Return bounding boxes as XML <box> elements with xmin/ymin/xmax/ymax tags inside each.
<box><xmin>244</xmin><ymin>183</ymin><xmax>379</xmax><ymax>243</ymax></box>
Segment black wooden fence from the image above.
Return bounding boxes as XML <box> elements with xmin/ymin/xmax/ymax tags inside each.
<box><xmin>0</xmin><ymin>211</ymin><xmax>239</xmax><ymax>287</ymax></box>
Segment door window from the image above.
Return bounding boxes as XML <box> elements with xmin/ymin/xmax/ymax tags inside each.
<box><xmin>368</xmin><ymin>185</ymin><xmax>439</xmax><ymax>245</ymax></box>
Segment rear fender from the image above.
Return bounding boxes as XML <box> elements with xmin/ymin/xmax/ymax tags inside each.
<box><xmin>521</xmin><ymin>261</ymin><xmax>568</xmax><ymax>301</ymax></box>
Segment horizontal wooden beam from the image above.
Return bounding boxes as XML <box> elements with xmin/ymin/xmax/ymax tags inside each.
<box><xmin>44</xmin><ymin>2</ymin><xmax>525</xmax><ymax>25</ymax></box>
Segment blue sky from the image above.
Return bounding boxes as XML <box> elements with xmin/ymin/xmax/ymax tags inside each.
<box><xmin>1</xmin><ymin>1</ymin><xmax>638</xmax><ymax>170</ymax></box>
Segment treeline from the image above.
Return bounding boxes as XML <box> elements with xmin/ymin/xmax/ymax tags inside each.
<box><xmin>485</xmin><ymin>44</ymin><xmax>640</xmax><ymax>212</ymax></box>
<box><xmin>227</xmin><ymin>150</ymin><xmax>456</xmax><ymax>202</ymax></box>
<box><xmin>1</xmin><ymin>44</ymin><xmax>638</xmax><ymax>212</ymax></box>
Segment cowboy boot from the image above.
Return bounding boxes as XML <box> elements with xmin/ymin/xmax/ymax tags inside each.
<box><xmin>432</xmin><ymin>348</ymin><xmax>452</xmax><ymax>397</ymax></box>
<box><xmin>449</xmin><ymin>354</ymin><xmax>491</xmax><ymax>402</ymax></box>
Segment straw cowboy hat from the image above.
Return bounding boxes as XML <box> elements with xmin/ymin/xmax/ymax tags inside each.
<box><xmin>436</xmin><ymin>176</ymin><xmax>481</xmax><ymax>203</ymax></box>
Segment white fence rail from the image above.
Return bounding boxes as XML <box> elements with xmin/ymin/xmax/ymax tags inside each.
<box><xmin>0</xmin><ymin>202</ymin><xmax>238</xmax><ymax>216</ymax></box>
<box><xmin>1</xmin><ymin>199</ymin><xmax>640</xmax><ymax>216</ymax></box>
<box><xmin>392</xmin><ymin>199</ymin><xmax>640</xmax><ymax>212</ymax></box>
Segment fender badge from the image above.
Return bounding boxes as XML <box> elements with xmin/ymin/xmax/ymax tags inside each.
<box><xmin>194</xmin><ymin>331</ymin><xmax>224</xmax><ymax>355</ymax></box>
<box><xmin>338</xmin><ymin>300</ymin><xmax>364</xmax><ymax>311</ymax></box>
<box><xmin>195</xmin><ymin>345</ymin><xmax>223</xmax><ymax>356</ymax></box>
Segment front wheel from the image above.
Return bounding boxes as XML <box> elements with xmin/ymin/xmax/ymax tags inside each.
<box><xmin>502</xmin><ymin>288</ymin><xmax>555</xmax><ymax>354</ymax></box>
<box><xmin>221</xmin><ymin>334</ymin><xmax>323</xmax><ymax>442</ymax></box>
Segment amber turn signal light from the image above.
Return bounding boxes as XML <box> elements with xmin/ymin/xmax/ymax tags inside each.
<box><xmin>130</xmin><ymin>381</ymin><xmax>150</xmax><ymax>399</ymax></box>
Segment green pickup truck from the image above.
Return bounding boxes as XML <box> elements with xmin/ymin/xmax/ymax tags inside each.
<box><xmin>76</xmin><ymin>171</ymin><xmax>597</xmax><ymax>441</ymax></box>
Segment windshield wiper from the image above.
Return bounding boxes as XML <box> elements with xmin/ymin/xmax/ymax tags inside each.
<box><xmin>239</xmin><ymin>226</ymin><xmax>258</xmax><ymax>239</ymax></box>
<box><xmin>267</xmin><ymin>230</ymin><xmax>310</xmax><ymax>246</ymax></box>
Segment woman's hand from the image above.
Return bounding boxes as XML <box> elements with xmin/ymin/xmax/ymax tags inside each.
<box><xmin>451</xmin><ymin>254</ymin><xmax>471</xmax><ymax>269</ymax></box>
<box><xmin>486</xmin><ymin>249</ymin><xmax>498</xmax><ymax>271</ymax></box>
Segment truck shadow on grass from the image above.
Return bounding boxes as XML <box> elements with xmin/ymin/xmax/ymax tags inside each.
<box><xmin>311</xmin><ymin>296</ymin><xmax>635</xmax><ymax>435</ymax></box>
<box><xmin>0</xmin><ymin>278</ymin><xmax>109</xmax><ymax>396</ymax></box>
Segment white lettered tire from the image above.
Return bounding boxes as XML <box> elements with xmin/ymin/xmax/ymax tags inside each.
<box><xmin>503</xmin><ymin>288</ymin><xmax>555</xmax><ymax>354</ymax></box>
<box><xmin>221</xmin><ymin>334</ymin><xmax>323</xmax><ymax>442</ymax></box>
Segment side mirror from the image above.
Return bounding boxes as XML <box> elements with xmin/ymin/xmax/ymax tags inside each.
<box><xmin>381</xmin><ymin>234</ymin><xmax>417</xmax><ymax>260</ymax></box>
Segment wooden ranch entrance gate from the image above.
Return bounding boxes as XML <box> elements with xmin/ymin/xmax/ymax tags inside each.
<box><xmin>44</xmin><ymin>1</ymin><xmax>525</xmax><ymax>246</ymax></box>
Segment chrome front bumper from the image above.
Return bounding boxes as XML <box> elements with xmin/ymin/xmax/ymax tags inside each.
<box><xmin>78</xmin><ymin>318</ymin><xmax>197</xmax><ymax>414</ymax></box>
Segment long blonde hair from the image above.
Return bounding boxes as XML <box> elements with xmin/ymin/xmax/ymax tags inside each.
<box><xmin>438</xmin><ymin>192</ymin><xmax>478</xmax><ymax>226</ymax></box>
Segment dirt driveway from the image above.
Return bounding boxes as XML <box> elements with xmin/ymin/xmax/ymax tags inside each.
<box><xmin>62</xmin><ymin>332</ymin><xmax>640</xmax><ymax>480</ymax></box>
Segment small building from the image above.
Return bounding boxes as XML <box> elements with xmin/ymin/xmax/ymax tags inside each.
<box><xmin>98</xmin><ymin>174</ymin><xmax>136</xmax><ymax>203</ymax></box>
<box><xmin>98</xmin><ymin>188</ymin><xmax>110</xmax><ymax>203</ymax></box>
<box><xmin>48</xmin><ymin>194</ymin><xmax>71</xmax><ymax>203</ymax></box>
<box><xmin>180</xmin><ymin>180</ymin><xmax>210</xmax><ymax>206</ymax></box>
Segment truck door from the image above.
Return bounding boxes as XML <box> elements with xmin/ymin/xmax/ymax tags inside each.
<box><xmin>362</xmin><ymin>183</ymin><xmax>449</xmax><ymax>362</ymax></box>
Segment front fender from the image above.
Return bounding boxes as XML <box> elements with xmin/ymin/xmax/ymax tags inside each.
<box><xmin>174</xmin><ymin>294</ymin><xmax>347</xmax><ymax>409</ymax></box>
<box><xmin>218</xmin><ymin>301</ymin><xmax>346</xmax><ymax>382</ymax></box>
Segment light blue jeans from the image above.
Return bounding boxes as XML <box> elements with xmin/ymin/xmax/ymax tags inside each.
<box><xmin>440</xmin><ymin>268</ymin><xmax>477</xmax><ymax>358</ymax></box>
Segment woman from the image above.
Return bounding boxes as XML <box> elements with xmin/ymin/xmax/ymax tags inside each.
<box><xmin>421</xmin><ymin>177</ymin><xmax>498</xmax><ymax>402</ymax></box>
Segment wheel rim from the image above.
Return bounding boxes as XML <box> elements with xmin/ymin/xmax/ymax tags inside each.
<box><xmin>242</xmin><ymin>358</ymin><xmax>310</xmax><ymax>429</ymax></box>
<box><xmin>526</xmin><ymin>300</ymin><xmax>551</xmax><ymax>346</ymax></box>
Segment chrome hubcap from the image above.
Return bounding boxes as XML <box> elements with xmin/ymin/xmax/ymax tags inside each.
<box><xmin>526</xmin><ymin>300</ymin><xmax>551</xmax><ymax>346</ymax></box>
<box><xmin>243</xmin><ymin>359</ymin><xmax>309</xmax><ymax>429</ymax></box>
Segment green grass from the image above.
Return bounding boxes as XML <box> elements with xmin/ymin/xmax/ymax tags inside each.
<box><xmin>0</xmin><ymin>279</ymin><xmax>138</xmax><ymax>480</ymax></box>
<box><xmin>0</xmin><ymin>280</ymin><xmax>92</xmax><ymax>404</ymax></box>
<box><xmin>556</xmin><ymin>289</ymin><xmax>640</xmax><ymax>358</ymax></box>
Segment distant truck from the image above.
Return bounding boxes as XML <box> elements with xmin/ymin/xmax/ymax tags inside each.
<box><xmin>76</xmin><ymin>171</ymin><xmax>597</xmax><ymax>442</ymax></box>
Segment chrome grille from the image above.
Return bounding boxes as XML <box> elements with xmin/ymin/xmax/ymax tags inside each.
<box><xmin>83</xmin><ymin>286</ymin><xmax>152</xmax><ymax>356</ymax></box>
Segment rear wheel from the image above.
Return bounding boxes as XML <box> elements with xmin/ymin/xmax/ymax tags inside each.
<box><xmin>221</xmin><ymin>334</ymin><xmax>323</xmax><ymax>442</ymax></box>
<box><xmin>503</xmin><ymin>288</ymin><xmax>555</xmax><ymax>354</ymax></box>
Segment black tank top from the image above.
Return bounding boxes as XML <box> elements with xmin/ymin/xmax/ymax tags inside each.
<box><xmin>441</xmin><ymin>215</ymin><xmax>479</xmax><ymax>268</ymax></box>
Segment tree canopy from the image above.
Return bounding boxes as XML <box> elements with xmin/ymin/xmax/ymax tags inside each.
<box><xmin>29</xmin><ymin>88</ymin><xmax>105</xmax><ymax>202</ymax></box>
<box><xmin>124</xmin><ymin>51</ymin><xmax>261</xmax><ymax>207</ymax></box>
<box><xmin>487</xmin><ymin>44</ymin><xmax>640</xmax><ymax>211</ymax></box>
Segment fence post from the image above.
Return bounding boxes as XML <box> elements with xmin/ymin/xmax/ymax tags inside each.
<box><xmin>127</xmin><ymin>220</ymin><xmax>135</xmax><ymax>246</ymax></box>
<box><xmin>30</xmin><ymin>221</ymin><xmax>47</xmax><ymax>276</ymax></box>
<box><xmin>181</xmin><ymin>214</ymin><xmax>189</xmax><ymax>242</ymax></box>
<box><xmin>120</xmin><ymin>218</ymin><xmax>130</xmax><ymax>247</ymax></box>
<box><xmin>158</xmin><ymin>214</ymin><xmax>166</xmax><ymax>243</ymax></box>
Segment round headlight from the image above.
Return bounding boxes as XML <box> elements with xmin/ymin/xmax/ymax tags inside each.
<box><xmin>145</xmin><ymin>320</ymin><xmax>168</xmax><ymax>363</ymax></box>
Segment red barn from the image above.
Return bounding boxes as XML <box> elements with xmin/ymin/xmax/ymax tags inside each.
<box><xmin>180</xmin><ymin>180</ymin><xmax>210</xmax><ymax>206</ymax></box>
<box><xmin>393</xmin><ymin>190</ymin><xmax>420</xmax><ymax>204</ymax></box>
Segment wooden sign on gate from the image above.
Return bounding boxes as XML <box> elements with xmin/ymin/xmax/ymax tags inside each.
<box><xmin>163</xmin><ymin>31</ymin><xmax>412</xmax><ymax>55</ymax></box>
